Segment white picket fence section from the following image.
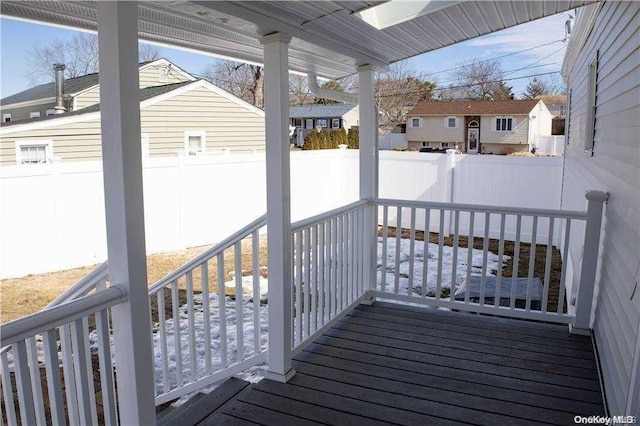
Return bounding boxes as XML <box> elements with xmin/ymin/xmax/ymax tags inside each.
<box><xmin>0</xmin><ymin>150</ymin><xmax>564</xmax><ymax>279</ymax></box>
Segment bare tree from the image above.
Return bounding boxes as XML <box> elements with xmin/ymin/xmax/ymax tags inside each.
<box><xmin>449</xmin><ymin>59</ymin><xmax>513</xmax><ymax>101</ymax></box>
<box><xmin>26</xmin><ymin>33</ymin><xmax>162</xmax><ymax>85</ymax></box>
<box><xmin>289</xmin><ymin>75</ymin><xmax>313</xmax><ymax>106</ymax></box>
<box><xmin>201</xmin><ymin>60</ymin><xmax>264</xmax><ymax>108</ymax></box>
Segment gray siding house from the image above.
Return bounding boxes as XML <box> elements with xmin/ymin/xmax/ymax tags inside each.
<box><xmin>290</xmin><ymin>103</ymin><xmax>359</xmax><ymax>146</ymax></box>
<box><xmin>561</xmin><ymin>1</ymin><xmax>639</xmax><ymax>416</ymax></box>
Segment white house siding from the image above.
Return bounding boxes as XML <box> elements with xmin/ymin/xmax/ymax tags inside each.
<box><xmin>341</xmin><ymin>107</ymin><xmax>359</xmax><ymax>130</ymax></box>
<box><xmin>479</xmin><ymin>115</ymin><xmax>530</xmax><ymax>145</ymax></box>
<box><xmin>406</xmin><ymin>116</ymin><xmax>464</xmax><ymax>145</ymax></box>
<box><xmin>73</xmin><ymin>87</ymin><xmax>101</xmax><ymax>110</ymax></box>
<box><xmin>562</xmin><ymin>1</ymin><xmax>639</xmax><ymax>415</ymax></box>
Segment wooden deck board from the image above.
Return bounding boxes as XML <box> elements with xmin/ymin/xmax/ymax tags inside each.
<box><xmin>183</xmin><ymin>302</ymin><xmax>605</xmax><ymax>426</ymax></box>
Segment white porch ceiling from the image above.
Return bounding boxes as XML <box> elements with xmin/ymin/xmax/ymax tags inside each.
<box><xmin>1</xmin><ymin>1</ymin><xmax>596</xmax><ymax>80</ymax></box>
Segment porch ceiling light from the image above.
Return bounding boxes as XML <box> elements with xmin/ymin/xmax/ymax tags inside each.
<box><xmin>353</xmin><ymin>0</ymin><xmax>463</xmax><ymax>30</ymax></box>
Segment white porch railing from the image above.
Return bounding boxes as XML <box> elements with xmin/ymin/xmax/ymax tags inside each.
<box><xmin>148</xmin><ymin>214</ymin><xmax>267</xmax><ymax>404</ymax></box>
<box><xmin>373</xmin><ymin>198</ymin><xmax>594</xmax><ymax>324</ymax></box>
<box><xmin>290</xmin><ymin>200</ymin><xmax>370</xmax><ymax>353</ymax></box>
<box><xmin>0</xmin><ymin>286</ymin><xmax>125</xmax><ymax>425</ymax></box>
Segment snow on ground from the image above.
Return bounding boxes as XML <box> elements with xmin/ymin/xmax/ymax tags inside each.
<box><xmin>376</xmin><ymin>236</ymin><xmax>508</xmax><ymax>296</ymax></box>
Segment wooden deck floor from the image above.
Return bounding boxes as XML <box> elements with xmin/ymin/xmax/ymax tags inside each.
<box><xmin>183</xmin><ymin>301</ymin><xmax>605</xmax><ymax>425</ymax></box>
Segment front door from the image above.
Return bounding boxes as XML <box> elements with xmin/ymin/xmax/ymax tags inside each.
<box><xmin>467</xmin><ymin>128</ymin><xmax>479</xmax><ymax>154</ymax></box>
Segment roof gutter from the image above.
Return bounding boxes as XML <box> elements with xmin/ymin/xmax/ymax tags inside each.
<box><xmin>307</xmin><ymin>75</ymin><xmax>358</xmax><ymax>104</ymax></box>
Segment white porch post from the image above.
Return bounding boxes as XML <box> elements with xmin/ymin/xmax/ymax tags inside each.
<box><xmin>261</xmin><ymin>32</ymin><xmax>296</xmax><ymax>383</ymax></box>
<box><xmin>571</xmin><ymin>190</ymin><xmax>608</xmax><ymax>334</ymax></box>
<box><xmin>97</xmin><ymin>2</ymin><xmax>155</xmax><ymax>424</ymax></box>
<box><xmin>358</xmin><ymin>65</ymin><xmax>378</xmax><ymax>303</ymax></box>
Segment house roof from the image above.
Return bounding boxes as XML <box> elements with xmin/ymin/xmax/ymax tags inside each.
<box><xmin>0</xmin><ymin>58</ymin><xmax>192</xmax><ymax>107</ymax></box>
<box><xmin>290</xmin><ymin>104</ymin><xmax>357</xmax><ymax>119</ymax></box>
<box><xmin>407</xmin><ymin>99</ymin><xmax>541</xmax><ymax>116</ymax></box>
<box><xmin>0</xmin><ymin>81</ymin><xmax>193</xmax><ymax>127</ymax></box>
<box><xmin>0</xmin><ymin>1</ymin><xmax>595</xmax><ymax>81</ymax></box>
<box><xmin>535</xmin><ymin>95</ymin><xmax>567</xmax><ymax>104</ymax></box>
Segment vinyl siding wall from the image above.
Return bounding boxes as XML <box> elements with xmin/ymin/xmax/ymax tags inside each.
<box><xmin>562</xmin><ymin>1</ymin><xmax>639</xmax><ymax>415</ymax></box>
<box><xmin>479</xmin><ymin>114</ymin><xmax>529</xmax><ymax>144</ymax></box>
<box><xmin>0</xmin><ymin>85</ymin><xmax>265</xmax><ymax>165</ymax></box>
<box><xmin>341</xmin><ymin>107</ymin><xmax>359</xmax><ymax>130</ymax></box>
<box><xmin>406</xmin><ymin>116</ymin><xmax>464</xmax><ymax>144</ymax></box>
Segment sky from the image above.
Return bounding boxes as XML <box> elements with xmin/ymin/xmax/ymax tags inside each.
<box><xmin>0</xmin><ymin>11</ymin><xmax>572</xmax><ymax>99</ymax></box>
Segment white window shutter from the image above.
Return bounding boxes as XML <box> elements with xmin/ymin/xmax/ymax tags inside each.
<box><xmin>443</xmin><ymin>117</ymin><xmax>448</xmax><ymax>128</ymax></box>
<box><xmin>492</xmin><ymin>117</ymin><xmax>496</xmax><ymax>131</ymax></box>
<box><xmin>419</xmin><ymin>118</ymin><xmax>423</xmax><ymax>128</ymax></box>
<box><xmin>455</xmin><ymin>118</ymin><xmax>460</xmax><ymax>128</ymax></box>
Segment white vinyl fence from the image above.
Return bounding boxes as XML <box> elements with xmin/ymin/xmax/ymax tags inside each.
<box><xmin>536</xmin><ymin>135</ymin><xmax>565</xmax><ymax>156</ymax></box>
<box><xmin>0</xmin><ymin>150</ymin><xmax>563</xmax><ymax>278</ymax></box>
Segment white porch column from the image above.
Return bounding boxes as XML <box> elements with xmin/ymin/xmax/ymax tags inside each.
<box><xmin>261</xmin><ymin>32</ymin><xmax>296</xmax><ymax>383</ymax></box>
<box><xmin>571</xmin><ymin>190</ymin><xmax>608</xmax><ymax>334</ymax></box>
<box><xmin>97</xmin><ymin>2</ymin><xmax>155</xmax><ymax>424</ymax></box>
<box><xmin>358</xmin><ymin>65</ymin><xmax>378</xmax><ymax>303</ymax></box>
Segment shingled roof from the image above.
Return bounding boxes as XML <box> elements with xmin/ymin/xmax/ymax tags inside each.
<box><xmin>408</xmin><ymin>99</ymin><xmax>540</xmax><ymax>116</ymax></box>
<box><xmin>290</xmin><ymin>103</ymin><xmax>357</xmax><ymax>118</ymax></box>
<box><xmin>1</xmin><ymin>81</ymin><xmax>194</xmax><ymax>127</ymax></box>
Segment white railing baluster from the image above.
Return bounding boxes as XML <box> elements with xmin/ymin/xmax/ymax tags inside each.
<box><xmin>171</xmin><ymin>280</ymin><xmax>183</xmax><ymax>387</ymax></box>
<box><xmin>436</xmin><ymin>209</ymin><xmax>445</xmax><ymax>300</ymax></box>
<box><xmin>422</xmin><ymin>209</ymin><xmax>430</xmax><ymax>298</ymax></box>
<box><xmin>26</xmin><ymin>337</ymin><xmax>46</xmax><ymax>425</ymax></box>
<box><xmin>381</xmin><ymin>205</ymin><xmax>389</xmax><ymax>293</ymax></box>
<box><xmin>542</xmin><ymin>217</ymin><xmax>555</xmax><ymax>313</ymax></box>
<box><xmin>451</xmin><ymin>210</ymin><xmax>460</xmax><ymax>303</ymax></box>
<box><xmin>526</xmin><ymin>217</ymin><xmax>538</xmax><ymax>311</ymax></box>
<box><xmin>319</xmin><ymin>221</ymin><xmax>326</xmax><ymax>326</ymax></box>
<box><xmin>465</xmin><ymin>211</ymin><xmax>475</xmax><ymax>304</ymax></box>
<box><xmin>252</xmin><ymin>231</ymin><xmax>261</xmax><ymax>354</ymax></box>
<box><xmin>0</xmin><ymin>351</ymin><xmax>17</xmax><ymax>426</ymax></box>
<box><xmin>343</xmin><ymin>213</ymin><xmax>349</xmax><ymax>304</ymax></box>
<box><xmin>70</xmin><ymin>319</ymin><xmax>93</xmax><ymax>425</ymax></box>
<box><xmin>234</xmin><ymin>242</ymin><xmax>244</xmax><ymax>360</ymax></box>
<box><xmin>96</xmin><ymin>307</ymin><xmax>118</xmax><ymax>425</ymax></box>
<box><xmin>186</xmin><ymin>271</ymin><xmax>197</xmax><ymax>381</ymax></box>
<box><xmin>331</xmin><ymin>218</ymin><xmax>338</xmax><ymax>317</ymax></box>
<box><xmin>349</xmin><ymin>211</ymin><xmax>356</xmax><ymax>302</ymax></box>
<box><xmin>43</xmin><ymin>329</ymin><xmax>65</xmax><ymax>426</ymax></box>
<box><xmin>312</xmin><ymin>224</ymin><xmax>319</xmax><ymax>333</ymax></box>
<box><xmin>295</xmin><ymin>231</ymin><xmax>303</xmax><ymax>345</ymax></box>
<box><xmin>60</xmin><ymin>324</ymin><xmax>80</xmax><ymax>426</ymax></box>
<box><xmin>408</xmin><ymin>207</ymin><xmax>416</xmax><ymax>297</ymax></box>
<box><xmin>335</xmin><ymin>217</ymin><xmax>342</xmax><ymax>312</ymax></box>
<box><xmin>13</xmin><ymin>341</ymin><xmax>36</xmax><ymax>426</ymax></box>
<box><xmin>394</xmin><ymin>206</ymin><xmax>402</xmax><ymax>294</ymax></box>
<box><xmin>494</xmin><ymin>213</ymin><xmax>506</xmax><ymax>308</ymax></box>
<box><xmin>217</xmin><ymin>253</ymin><xmax>228</xmax><ymax>368</ymax></box>
<box><xmin>83</xmin><ymin>317</ymin><xmax>99</xmax><ymax>424</ymax></box>
<box><xmin>510</xmin><ymin>215</ymin><xmax>522</xmax><ymax>309</ymax></box>
<box><xmin>304</xmin><ymin>228</ymin><xmax>311</xmax><ymax>339</ymax></box>
<box><xmin>202</xmin><ymin>263</ymin><xmax>212</xmax><ymax>374</ymax></box>
<box><xmin>157</xmin><ymin>291</ymin><xmax>169</xmax><ymax>392</ymax></box>
<box><xmin>480</xmin><ymin>213</ymin><xmax>491</xmax><ymax>306</ymax></box>
<box><xmin>558</xmin><ymin>219</ymin><xmax>572</xmax><ymax>314</ymax></box>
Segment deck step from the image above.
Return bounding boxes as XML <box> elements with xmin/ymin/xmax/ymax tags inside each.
<box><xmin>159</xmin><ymin>378</ymin><xmax>251</xmax><ymax>426</ymax></box>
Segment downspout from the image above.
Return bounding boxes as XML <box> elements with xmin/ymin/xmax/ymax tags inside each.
<box><xmin>307</xmin><ymin>75</ymin><xmax>358</xmax><ymax>104</ymax></box>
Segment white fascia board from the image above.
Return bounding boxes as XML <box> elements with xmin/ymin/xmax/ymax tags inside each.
<box><xmin>354</xmin><ymin>0</ymin><xmax>463</xmax><ymax>30</ymax></box>
<box><xmin>1</xmin><ymin>97</ymin><xmax>57</xmax><ymax>109</ymax></box>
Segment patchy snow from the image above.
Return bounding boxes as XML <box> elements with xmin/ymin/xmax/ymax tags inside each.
<box><xmin>377</xmin><ymin>236</ymin><xmax>508</xmax><ymax>296</ymax></box>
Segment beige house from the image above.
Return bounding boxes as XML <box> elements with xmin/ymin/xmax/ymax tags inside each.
<box><xmin>0</xmin><ymin>62</ymin><xmax>265</xmax><ymax>165</ymax></box>
<box><xmin>406</xmin><ymin>99</ymin><xmax>552</xmax><ymax>154</ymax></box>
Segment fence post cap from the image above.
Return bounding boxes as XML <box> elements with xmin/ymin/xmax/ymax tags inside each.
<box><xmin>584</xmin><ymin>190</ymin><xmax>608</xmax><ymax>202</ymax></box>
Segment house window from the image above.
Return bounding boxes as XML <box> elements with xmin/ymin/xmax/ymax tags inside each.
<box><xmin>30</xmin><ymin>111</ymin><xmax>41</xmax><ymax>119</ymax></box>
<box><xmin>159</xmin><ymin>66</ymin><xmax>170</xmax><ymax>83</ymax></box>
<box><xmin>305</xmin><ymin>119</ymin><xmax>313</xmax><ymax>129</ymax></box>
<box><xmin>316</xmin><ymin>118</ymin><xmax>328</xmax><ymax>128</ymax></box>
<box><xmin>422</xmin><ymin>142</ymin><xmax>429</xmax><ymax>147</ymax></box>
<box><xmin>3</xmin><ymin>114</ymin><xmax>11</xmax><ymax>123</ymax></box>
<box><xmin>495</xmin><ymin>116</ymin><xmax>513</xmax><ymax>131</ymax></box>
<box><xmin>441</xmin><ymin>142</ymin><xmax>450</xmax><ymax>148</ymax></box>
<box><xmin>585</xmin><ymin>51</ymin><xmax>599</xmax><ymax>153</ymax></box>
<box><xmin>184</xmin><ymin>131</ymin><xmax>206</xmax><ymax>155</ymax></box>
<box><xmin>447</xmin><ymin>117</ymin><xmax>456</xmax><ymax>128</ymax></box>
<box><xmin>46</xmin><ymin>109</ymin><xmax>56</xmax><ymax>116</ymax></box>
<box><xmin>411</xmin><ymin>118</ymin><xmax>421</xmax><ymax>128</ymax></box>
<box><xmin>331</xmin><ymin>118</ymin><xmax>340</xmax><ymax>129</ymax></box>
<box><xmin>15</xmin><ymin>140</ymin><xmax>52</xmax><ymax>165</ymax></box>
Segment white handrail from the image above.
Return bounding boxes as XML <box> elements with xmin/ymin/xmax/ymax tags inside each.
<box><xmin>375</xmin><ymin>198</ymin><xmax>587</xmax><ymax>220</ymax></box>
<box><xmin>291</xmin><ymin>199</ymin><xmax>370</xmax><ymax>232</ymax></box>
<box><xmin>45</xmin><ymin>262</ymin><xmax>109</xmax><ymax>308</ymax></box>
<box><xmin>148</xmin><ymin>214</ymin><xmax>266</xmax><ymax>294</ymax></box>
<box><xmin>0</xmin><ymin>287</ymin><xmax>126</xmax><ymax>347</ymax></box>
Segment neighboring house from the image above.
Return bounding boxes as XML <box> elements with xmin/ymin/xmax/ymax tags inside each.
<box><xmin>289</xmin><ymin>103</ymin><xmax>359</xmax><ymax>146</ymax></box>
<box><xmin>405</xmin><ymin>99</ymin><xmax>552</xmax><ymax>154</ymax></box>
<box><xmin>0</xmin><ymin>63</ymin><xmax>265</xmax><ymax>166</ymax></box>
<box><xmin>0</xmin><ymin>58</ymin><xmax>195</xmax><ymax>122</ymax></box>
<box><xmin>561</xmin><ymin>0</ymin><xmax>639</xmax><ymax>416</ymax></box>
<box><xmin>536</xmin><ymin>95</ymin><xmax>567</xmax><ymax>135</ymax></box>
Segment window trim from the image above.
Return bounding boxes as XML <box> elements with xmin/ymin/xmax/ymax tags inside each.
<box><xmin>3</xmin><ymin>113</ymin><xmax>11</xmax><ymax>123</ymax></box>
<box><xmin>566</xmin><ymin>89</ymin><xmax>572</xmax><ymax>145</ymax></box>
<box><xmin>30</xmin><ymin>111</ymin><xmax>41</xmax><ymax>119</ymax></box>
<box><xmin>305</xmin><ymin>118</ymin><xmax>314</xmax><ymax>129</ymax></box>
<box><xmin>15</xmin><ymin>139</ymin><xmax>53</xmax><ymax>165</ymax></box>
<box><xmin>411</xmin><ymin>117</ymin><xmax>421</xmax><ymax>128</ymax></box>
<box><xmin>316</xmin><ymin>118</ymin><xmax>328</xmax><ymax>128</ymax></box>
<box><xmin>585</xmin><ymin>51</ymin><xmax>599</xmax><ymax>155</ymax></box>
<box><xmin>446</xmin><ymin>116</ymin><xmax>457</xmax><ymax>128</ymax></box>
<box><xmin>331</xmin><ymin>118</ymin><xmax>340</xmax><ymax>129</ymax></box>
<box><xmin>495</xmin><ymin>116</ymin><xmax>514</xmax><ymax>132</ymax></box>
<box><xmin>183</xmin><ymin>130</ymin><xmax>207</xmax><ymax>155</ymax></box>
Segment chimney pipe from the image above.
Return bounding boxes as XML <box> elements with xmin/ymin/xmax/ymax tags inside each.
<box><xmin>53</xmin><ymin>63</ymin><xmax>66</xmax><ymax>114</ymax></box>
